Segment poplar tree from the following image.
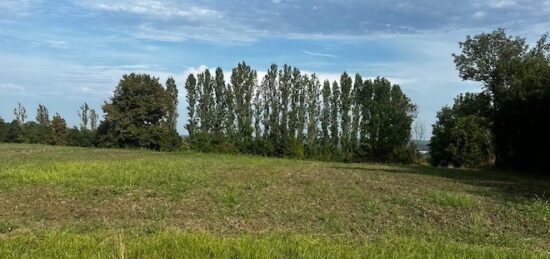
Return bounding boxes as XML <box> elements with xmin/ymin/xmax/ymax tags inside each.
<box><xmin>13</xmin><ymin>102</ymin><xmax>26</xmax><ymax>126</ymax></box>
<box><xmin>89</xmin><ymin>109</ymin><xmax>99</xmax><ymax>131</ymax></box>
<box><xmin>36</xmin><ymin>104</ymin><xmax>50</xmax><ymax>126</ymax></box>
<box><xmin>340</xmin><ymin>72</ymin><xmax>353</xmax><ymax>157</ymax></box>
<box><xmin>320</xmin><ymin>80</ymin><xmax>332</xmax><ymax>158</ymax></box>
<box><xmin>359</xmin><ymin>79</ymin><xmax>374</xmax><ymax>152</ymax></box>
<box><xmin>289</xmin><ymin>67</ymin><xmax>301</xmax><ymax>140</ymax></box>
<box><xmin>296</xmin><ymin>73</ymin><xmax>307</xmax><ymax>143</ymax></box>
<box><xmin>197</xmin><ymin>69</ymin><xmax>214</xmax><ymax>133</ymax></box>
<box><xmin>78</xmin><ymin>103</ymin><xmax>90</xmax><ymax>130</ymax></box>
<box><xmin>185</xmin><ymin>74</ymin><xmax>198</xmax><ymax>137</ymax></box>
<box><xmin>213</xmin><ymin>68</ymin><xmax>226</xmax><ymax>137</ymax></box>
<box><xmin>350</xmin><ymin>74</ymin><xmax>363</xmax><ymax>152</ymax></box>
<box><xmin>224</xmin><ymin>78</ymin><xmax>236</xmax><ymax>140</ymax></box>
<box><xmin>306</xmin><ymin>74</ymin><xmax>320</xmax><ymax>158</ymax></box>
<box><xmin>330</xmin><ymin>81</ymin><xmax>340</xmax><ymax>156</ymax></box>
<box><xmin>264</xmin><ymin>64</ymin><xmax>280</xmax><ymax>154</ymax></box>
<box><xmin>279</xmin><ymin>65</ymin><xmax>292</xmax><ymax>147</ymax></box>
<box><xmin>165</xmin><ymin>77</ymin><xmax>178</xmax><ymax>130</ymax></box>
<box><xmin>231</xmin><ymin>62</ymin><xmax>256</xmax><ymax>148</ymax></box>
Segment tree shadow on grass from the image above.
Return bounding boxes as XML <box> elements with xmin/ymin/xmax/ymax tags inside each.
<box><xmin>331</xmin><ymin>164</ymin><xmax>550</xmax><ymax>201</ymax></box>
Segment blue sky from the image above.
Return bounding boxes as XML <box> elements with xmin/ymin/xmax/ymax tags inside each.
<box><xmin>1</xmin><ymin>0</ymin><xmax>549</xmax><ymax>137</ymax></box>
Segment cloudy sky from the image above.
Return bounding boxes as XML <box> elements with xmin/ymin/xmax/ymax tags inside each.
<box><xmin>1</xmin><ymin>0</ymin><xmax>549</xmax><ymax>136</ymax></box>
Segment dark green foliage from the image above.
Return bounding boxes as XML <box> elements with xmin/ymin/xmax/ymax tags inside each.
<box><xmin>359</xmin><ymin>78</ymin><xmax>417</xmax><ymax>162</ymax></box>
<box><xmin>99</xmin><ymin>73</ymin><xmax>181</xmax><ymax>151</ymax></box>
<box><xmin>67</xmin><ymin>127</ymin><xmax>94</xmax><ymax>147</ymax></box>
<box><xmin>50</xmin><ymin>113</ymin><xmax>67</xmax><ymax>146</ymax></box>
<box><xmin>430</xmin><ymin>93</ymin><xmax>493</xmax><ymax>168</ymax></box>
<box><xmin>0</xmin><ymin>117</ymin><xmax>7</xmax><ymax>142</ymax></box>
<box><xmin>453</xmin><ymin>29</ymin><xmax>550</xmax><ymax>171</ymax></box>
<box><xmin>5</xmin><ymin>120</ymin><xmax>25</xmax><ymax>143</ymax></box>
<box><xmin>23</xmin><ymin>122</ymin><xmax>51</xmax><ymax>145</ymax></box>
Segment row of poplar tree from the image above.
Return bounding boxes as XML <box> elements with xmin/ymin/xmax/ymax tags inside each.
<box><xmin>184</xmin><ymin>63</ymin><xmax>417</xmax><ymax>162</ymax></box>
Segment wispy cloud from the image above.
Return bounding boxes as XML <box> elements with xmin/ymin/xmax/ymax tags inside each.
<box><xmin>80</xmin><ymin>0</ymin><xmax>219</xmax><ymax>20</ymax></box>
<box><xmin>302</xmin><ymin>50</ymin><xmax>338</xmax><ymax>58</ymax></box>
<box><xmin>0</xmin><ymin>83</ymin><xmax>25</xmax><ymax>91</ymax></box>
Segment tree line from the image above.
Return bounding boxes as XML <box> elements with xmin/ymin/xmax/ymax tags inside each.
<box><xmin>0</xmin><ymin>63</ymin><xmax>418</xmax><ymax>163</ymax></box>
<box><xmin>430</xmin><ymin>29</ymin><xmax>550</xmax><ymax>172</ymax></box>
<box><xmin>184</xmin><ymin>63</ymin><xmax>417</xmax><ymax>162</ymax></box>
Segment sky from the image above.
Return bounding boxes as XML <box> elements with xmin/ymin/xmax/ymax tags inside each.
<box><xmin>1</xmin><ymin>0</ymin><xmax>549</xmax><ymax>138</ymax></box>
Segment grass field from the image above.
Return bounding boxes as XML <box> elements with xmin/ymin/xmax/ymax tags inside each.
<box><xmin>0</xmin><ymin>144</ymin><xmax>549</xmax><ymax>258</ymax></box>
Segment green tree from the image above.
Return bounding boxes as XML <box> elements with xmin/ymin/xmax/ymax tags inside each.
<box><xmin>185</xmin><ymin>74</ymin><xmax>198</xmax><ymax>137</ymax></box>
<box><xmin>5</xmin><ymin>120</ymin><xmax>25</xmax><ymax>143</ymax></box>
<box><xmin>165</xmin><ymin>77</ymin><xmax>178</xmax><ymax>130</ymax></box>
<box><xmin>99</xmin><ymin>73</ymin><xmax>180</xmax><ymax>151</ymax></box>
<box><xmin>320</xmin><ymin>80</ymin><xmax>332</xmax><ymax>158</ymax></box>
<box><xmin>197</xmin><ymin>69</ymin><xmax>214</xmax><ymax>133</ymax></box>
<box><xmin>306</xmin><ymin>74</ymin><xmax>321</xmax><ymax>158</ymax></box>
<box><xmin>36</xmin><ymin>104</ymin><xmax>50</xmax><ymax>126</ymax></box>
<box><xmin>453</xmin><ymin>29</ymin><xmax>550</xmax><ymax>171</ymax></box>
<box><xmin>350</xmin><ymin>74</ymin><xmax>363</xmax><ymax>152</ymax></box>
<box><xmin>78</xmin><ymin>103</ymin><xmax>90</xmax><ymax>130</ymax></box>
<box><xmin>13</xmin><ymin>102</ymin><xmax>26</xmax><ymax>126</ymax></box>
<box><xmin>430</xmin><ymin>93</ymin><xmax>492</xmax><ymax>168</ymax></box>
<box><xmin>230</xmin><ymin>62</ymin><xmax>256</xmax><ymax>150</ymax></box>
<box><xmin>339</xmin><ymin>72</ymin><xmax>353</xmax><ymax>158</ymax></box>
<box><xmin>279</xmin><ymin>65</ymin><xmax>292</xmax><ymax>151</ymax></box>
<box><xmin>89</xmin><ymin>109</ymin><xmax>99</xmax><ymax>131</ymax></box>
<box><xmin>0</xmin><ymin>117</ymin><xmax>7</xmax><ymax>142</ymax></box>
<box><xmin>213</xmin><ymin>68</ymin><xmax>226</xmax><ymax>138</ymax></box>
<box><xmin>50</xmin><ymin>113</ymin><xmax>67</xmax><ymax>146</ymax></box>
<box><xmin>330</xmin><ymin>81</ymin><xmax>340</xmax><ymax>157</ymax></box>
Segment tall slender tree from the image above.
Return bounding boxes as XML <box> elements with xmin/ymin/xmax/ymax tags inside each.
<box><xmin>78</xmin><ymin>103</ymin><xmax>90</xmax><ymax>130</ymax></box>
<box><xmin>306</xmin><ymin>74</ymin><xmax>321</xmax><ymax>157</ymax></box>
<box><xmin>36</xmin><ymin>104</ymin><xmax>50</xmax><ymax>126</ymax></box>
<box><xmin>13</xmin><ymin>102</ymin><xmax>26</xmax><ymax>126</ymax></box>
<box><xmin>340</xmin><ymin>72</ymin><xmax>353</xmax><ymax>157</ymax></box>
<box><xmin>330</xmin><ymin>81</ymin><xmax>340</xmax><ymax>156</ymax></box>
<box><xmin>89</xmin><ymin>109</ymin><xmax>99</xmax><ymax>131</ymax></box>
<box><xmin>165</xmin><ymin>77</ymin><xmax>178</xmax><ymax>130</ymax></box>
<box><xmin>320</xmin><ymin>80</ymin><xmax>332</xmax><ymax>158</ymax></box>
<box><xmin>350</xmin><ymin>74</ymin><xmax>363</xmax><ymax>152</ymax></box>
<box><xmin>185</xmin><ymin>74</ymin><xmax>198</xmax><ymax>137</ymax></box>
<box><xmin>213</xmin><ymin>68</ymin><xmax>226</xmax><ymax>137</ymax></box>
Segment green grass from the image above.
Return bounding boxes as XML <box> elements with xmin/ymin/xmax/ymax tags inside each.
<box><xmin>0</xmin><ymin>144</ymin><xmax>549</xmax><ymax>258</ymax></box>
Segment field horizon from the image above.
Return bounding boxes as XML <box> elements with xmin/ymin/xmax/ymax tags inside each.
<box><xmin>0</xmin><ymin>144</ymin><xmax>549</xmax><ymax>258</ymax></box>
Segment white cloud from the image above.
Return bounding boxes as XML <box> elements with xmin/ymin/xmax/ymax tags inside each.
<box><xmin>488</xmin><ymin>0</ymin><xmax>517</xmax><ymax>8</ymax></box>
<box><xmin>472</xmin><ymin>11</ymin><xmax>487</xmax><ymax>19</ymax></box>
<box><xmin>0</xmin><ymin>83</ymin><xmax>25</xmax><ymax>91</ymax></box>
<box><xmin>302</xmin><ymin>50</ymin><xmax>338</xmax><ymax>58</ymax></box>
<box><xmin>46</xmin><ymin>40</ymin><xmax>69</xmax><ymax>49</ymax></box>
<box><xmin>81</xmin><ymin>0</ymin><xmax>219</xmax><ymax>20</ymax></box>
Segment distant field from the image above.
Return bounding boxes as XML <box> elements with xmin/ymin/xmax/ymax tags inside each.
<box><xmin>0</xmin><ymin>144</ymin><xmax>549</xmax><ymax>258</ymax></box>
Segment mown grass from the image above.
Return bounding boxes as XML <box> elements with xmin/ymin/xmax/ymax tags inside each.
<box><xmin>0</xmin><ymin>144</ymin><xmax>549</xmax><ymax>258</ymax></box>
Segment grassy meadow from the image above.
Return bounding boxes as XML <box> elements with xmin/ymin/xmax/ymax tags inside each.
<box><xmin>0</xmin><ymin>144</ymin><xmax>549</xmax><ymax>258</ymax></box>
